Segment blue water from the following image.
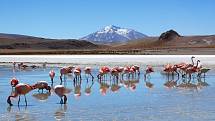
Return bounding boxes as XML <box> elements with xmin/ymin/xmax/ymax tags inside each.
<box><xmin>0</xmin><ymin>64</ymin><xmax>215</xmax><ymax>121</ymax></box>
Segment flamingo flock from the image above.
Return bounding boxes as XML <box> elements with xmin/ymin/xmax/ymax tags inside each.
<box><xmin>7</xmin><ymin>56</ymin><xmax>211</xmax><ymax>107</ymax></box>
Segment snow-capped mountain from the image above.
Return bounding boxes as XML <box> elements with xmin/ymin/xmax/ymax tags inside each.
<box><xmin>80</xmin><ymin>25</ymin><xmax>147</xmax><ymax>43</ymax></box>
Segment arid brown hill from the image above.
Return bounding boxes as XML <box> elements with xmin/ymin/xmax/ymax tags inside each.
<box><xmin>0</xmin><ymin>33</ymin><xmax>99</xmax><ymax>49</ymax></box>
<box><xmin>159</xmin><ymin>29</ymin><xmax>181</xmax><ymax>41</ymax></box>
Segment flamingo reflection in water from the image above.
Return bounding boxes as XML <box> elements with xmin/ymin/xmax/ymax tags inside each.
<box><xmin>73</xmin><ymin>77</ymin><xmax>82</xmax><ymax>99</ymax></box>
<box><xmin>33</xmin><ymin>81</ymin><xmax>51</xmax><ymax>93</ymax></box>
<box><xmin>121</xmin><ymin>73</ymin><xmax>140</xmax><ymax>92</ymax></box>
<box><xmin>85</xmin><ymin>76</ymin><xmax>94</xmax><ymax>96</ymax></box>
<box><xmin>54</xmin><ymin>104</ymin><xmax>67</xmax><ymax>121</ymax></box>
<box><xmin>98</xmin><ymin>77</ymin><xmax>110</xmax><ymax>96</ymax></box>
<box><xmin>197</xmin><ymin>76</ymin><xmax>209</xmax><ymax>89</ymax></box>
<box><xmin>32</xmin><ymin>92</ymin><xmax>51</xmax><ymax>102</ymax></box>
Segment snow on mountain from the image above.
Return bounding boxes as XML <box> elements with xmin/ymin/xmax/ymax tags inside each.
<box><xmin>80</xmin><ymin>25</ymin><xmax>147</xmax><ymax>43</ymax></box>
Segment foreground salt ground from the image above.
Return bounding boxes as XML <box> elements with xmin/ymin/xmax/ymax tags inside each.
<box><xmin>1</xmin><ymin>55</ymin><xmax>215</xmax><ymax>66</ymax></box>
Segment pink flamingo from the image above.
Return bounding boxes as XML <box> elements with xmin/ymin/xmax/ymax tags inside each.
<box><xmin>145</xmin><ymin>65</ymin><xmax>154</xmax><ymax>77</ymax></box>
<box><xmin>115</xmin><ymin>66</ymin><xmax>124</xmax><ymax>79</ymax></box>
<box><xmin>163</xmin><ymin>64</ymin><xmax>179</xmax><ymax>78</ymax></box>
<box><xmin>110</xmin><ymin>67</ymin><xmax>119</xmax><ymax>81</ymax></box>
<box><xmin>7</xmin><ymin>83</ymin><xmax>35</xmax><ymax>106</ymax></box>
<box><xmin>84</xmin><ymin>67</ymin><xmax>94</xmax><ymax>80</ymax></box>
<box><xmin>54</xmin><ymin>85</ymin><xmax>68</xmax><ymax>104</ymax></box>
<box><xmin>178</xmin><ymin>56</ymin><xmax>196</xmax><ymax>76</ymax></box>
<box><xmin>185</xmin><ymin>60</ymin><xmax>201</xmax><ymax>80</ymax></box>
<box><xmin>131</xmin><ymin>65</ymin><xmax>140</xmax><ymax>75</ymax></box>
<box><xmin>60</xmin><ymin>66</ymin><xmax>75</xmax><ymax>82</ymax></box>
<box><xmin>97</xmin><ymin>66</ymin><xmax>110</xmax><ymax>80</ymax></box>
<box><xmin>49</xmin><ymin>70</ymin><xmax>55</xmax><ymax>84</ymax></box>
<box><xmin>122</xmin><ymin>66</ymin><xmax>131</xmax><ymax>79</ymax></box>
<box><xmin>33</xmin><ymin>81</ymin><xmax>51</xmax><ymax>93</ymax></box>
<box><xmin>73</xmin><ymin>67</ymin><xmax>82</xmax><ymax>82</ymax></box>
<box><xmin>144</xmin><ymin>66</ymin><xmax>154</xmax><ymax>88</ymax></box>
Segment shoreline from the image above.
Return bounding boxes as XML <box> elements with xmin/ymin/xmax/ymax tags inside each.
<box><xmin>1</xmin><ymin>47</ymin><xmax>215</xmax><ymax>55</ymax></box>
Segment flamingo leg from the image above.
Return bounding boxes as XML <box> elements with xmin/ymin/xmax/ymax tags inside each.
<box><xmin>60</xmin><ymin>97</ymin><xmax>63</xmax><ymax>104</ymax></box>
<box><xmin>60</xmin><ymin>76</ymin><xmax>63</xmax><ymax>85</ymax></box>
<box><xmin>51</xmin><ymin>78</ymin><xmax>53</xmax><ymax>84</ymax></box>
<box><xmin>86</xmin><ymin>76</ymin><xmax>89</xmax><ymax>83</ymax></box>
<box><xmin>18</xmin><ymin>96</ymin><xmax>20</xmax><ymax>106</ymax></box>
<box><xmin>24</xmin><ymin>95</ymin><xmax>27</xmax><ymax>106</ymax></box>
<box><xmin>90</xmin><ymin>73</ymin><xmax>94</xmax><ymax>79</ymax></box>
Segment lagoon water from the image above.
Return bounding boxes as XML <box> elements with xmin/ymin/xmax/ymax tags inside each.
<box><xmin>0</xmin><ymin>55</ymin><xmax>215</xmax><ymax>121</ymax></box>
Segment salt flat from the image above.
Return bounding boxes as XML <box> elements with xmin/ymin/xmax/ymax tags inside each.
<box><xmin>0</xmin><ymin>55</ymin><xmax>215</xmax><ymax>66</ymax></box>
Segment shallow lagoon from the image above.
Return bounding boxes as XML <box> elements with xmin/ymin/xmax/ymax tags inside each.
<box><xmin>0</xmin><ymin>56</ymin><xmax>215</xmax><ymax>121</ymax></box>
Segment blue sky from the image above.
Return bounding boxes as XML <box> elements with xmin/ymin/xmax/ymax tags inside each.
<box><xmin>0</xmin><ymin>0</ymin><xmax>215</xmax><ymax>39</ymax></box>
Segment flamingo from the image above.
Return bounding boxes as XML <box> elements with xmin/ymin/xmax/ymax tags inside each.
<box><xmin>42</xmin><ymin>62</ymin><xmax>47</xmax><ymax>68</ymax></box>
<box><xmin>30</xmin><ymin>65</ymin><xmax>39</xmax><ymax>69</ymax></box>
<box><xmin>97</xmin><ymin>66</ymin><xmax>110</xmax><ymax>80</ymax></box>
<box><xmin>73</xmin><ymin>67</ymin><xmax>82</xmax><ymax>82</ymax></box>
<box><xmin>18</xmin><ymin>63</ymin><xmax>23</xmax><ymax>69</ymax></box>
<box><xmin>178</xmin><ymin>56</ymin><xmax>196</xmax><ymax>76</ymax></box>
<box><xmin>185</xmin><ymin>60</ymin><xmax>201</xmax><ymax>80</ymax></box>
<box><xmin>33</xmin><ymin>81</ymin><xmax>51</xmax><ymax>93</ymax></box>
<box><xmin>129</xmin><ymin>66</ymin><xmax>136</xmax><ymax>79</ymax></box>
<box><xmin>122</xmin><ymin>66</ymin><xmax>131</xmax><ymax>79</ymax></box>
<box><xmin>12</xmin><ymin>62</ymin><xmax>16</xmax><ymax>68</ymax></box>
<box><xmin>131</xmin><ymin>65</ymin><xmax>140</xmax><ymax>75</ymax></box>
<box><xmin>144</xmin><ymin>65</ymin><xmax>154</xmax><ymax>79</ymax></box>
<box><xmin>49</xmin><ymin>70</ymin><xmax>55</xmax><ymax>84</ymax></box>
<box><xmin>54</xmin><ymin>85</ymin><xmax>68</xmax><ymax>104</ymax></box>
<box><xmin>144</xmin><ymin>66</ymin><xmax>154</xmax><ymax>88</ymax></box>
<box><xmin>7</xmin><ymin>83</ymin><xmax>35</xmax><ymax>106</ymax></box>
<box><xmin>110</xmin><ymin>67</ymin><xmax>119</xmax><ymax>81</ymax></box>
<box><xmin>18</xmin><ymin>63</ymin><xmax>29</xmax><ymax>70</ymax></box>
<box><xmin>198</xmin><ymin>68</ymin><xmax>210</xmax><ymax>78</ymax></box>
<box><xmin>163</xmin><ymin>64</ymin><xmax>179</xmax><ymax>78</ymax></box>
<box><xmin>60</xmin><ymin>66</ymin><xmax>75</xmax><ymax>81</ymax></box>
<box><xmin>84</xmin><ymin>67</ymin><xmax>94</xmax><ymax>80</ymax></box>
<box><xmin>10</xmin><ymin>78</ymin><xmax>19</xmax><ymax>88</ymax></box>
<box><xmin>115</xmin><ymin>66</ymin><xmax>124</xmax><ymax>79</ymax></box>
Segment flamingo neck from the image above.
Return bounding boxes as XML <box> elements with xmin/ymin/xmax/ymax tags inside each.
<box><xmin>7</xmin><ymin>93</ymin><xmax>18</xmax><ymax>106</ymax></box>
<box><xmin>63</xmin><ymin>95</ymin><xmax>67</xmax><ymax>104</ymax></box>
<box><xmin>191</xmin><ymin>57</ymin><xmax>194</xmax><ymax>65</ymax></box>
<box><xmin>196</xmin><ymin>61</ymin><xmax>200</xmax><ymax>67</ymax></box>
